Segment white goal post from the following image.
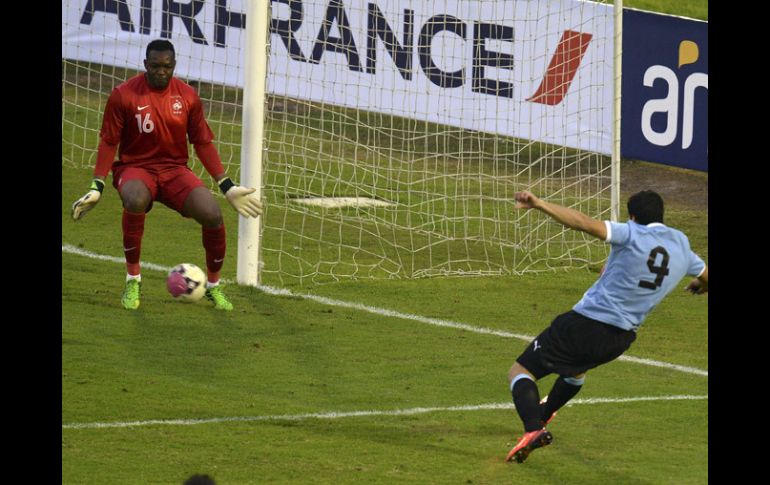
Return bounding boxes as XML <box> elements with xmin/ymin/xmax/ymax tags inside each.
<box><xmin>238</xmin><ymin>0</ymin><xmax>271</xmax><ymax>286</ymax></box>
<box><xmin>62</xmin><ymin>0</ymin><xmax>622</xmax><ymax>286</ymax></box>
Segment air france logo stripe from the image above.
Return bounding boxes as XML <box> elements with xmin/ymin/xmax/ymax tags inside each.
<box><xmin>528</xmin><ymin>30</ymin><xmax>593</xmax><ymax>106</ymax></box>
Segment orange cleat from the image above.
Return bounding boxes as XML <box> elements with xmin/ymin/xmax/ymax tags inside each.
<box><xmin>505</xmin><ymin>428</ymin><xmax>553</xmax><ymax>463</ymax></box>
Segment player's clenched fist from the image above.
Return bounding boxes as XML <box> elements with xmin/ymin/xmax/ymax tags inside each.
<box><xmin>514</xmin><ymin>190</ymin><xmax>541</xmax><ymax>209</ymax></box>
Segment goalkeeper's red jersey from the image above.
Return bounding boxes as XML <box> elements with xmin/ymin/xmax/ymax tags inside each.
<box><xmin>98</xmin><ymin>74</ymin><xmax>215</xmax><ymax>173</ymax></box>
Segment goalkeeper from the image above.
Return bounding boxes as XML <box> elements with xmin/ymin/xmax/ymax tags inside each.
<box><xmin>70</xmin><ymin>39</ymin><xmax>262</xmax><ymax>311</ymax></box>
<box><xmin>504</xmin><ymin>190</ymin><xmax>707</xmax><ymax>464</ymax></box>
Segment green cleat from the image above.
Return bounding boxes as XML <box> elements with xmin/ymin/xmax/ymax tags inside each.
<box><xmin>121</xmin><ymin>279</ymin><xmax>141</xmax><ymax>310</ymax></box>
<box><xmin>206</xmin><ymin>285</ymin><xmax>233</xmax><ymax>311</ymax></box>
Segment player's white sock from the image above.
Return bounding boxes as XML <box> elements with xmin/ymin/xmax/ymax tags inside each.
<box><xmin>126</xmin><ymin>274</ymin><xmax>141</xmax><ymax>282</ymax></box>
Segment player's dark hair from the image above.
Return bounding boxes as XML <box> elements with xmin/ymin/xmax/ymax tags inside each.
<box><xmin>627</xmin><ymin>190</ymin><xmax>664</xmax><ymax>225</ymax></box>
<box><xmin>146</xmin><ymin>39</ymin><xmax>175</xmax><ymax>59</ymax></box>
<box><xmin>183</xmin><ymin>474</ymin><xmax>216</xmax><ymax>485</ymax></box>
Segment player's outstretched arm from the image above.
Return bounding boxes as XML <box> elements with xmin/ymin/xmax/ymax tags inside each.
<box><xmin>514</xmin><ymin>190</ymin><xmax>607</xmax><ymax>240</ymax></box>
<box><xmin>218</xmin><ymin>177</ymin><xmax>263</xmax><ymax>218</ymax></box>
<box><xmin>685</xmin><ymin>266</ymin><xmax>708</xmax><ymax>294</ymax></box>
<box><xmin>71</xmin><ymin>178</ymin><xmax>105</xmax><ymax>221</ymax></box>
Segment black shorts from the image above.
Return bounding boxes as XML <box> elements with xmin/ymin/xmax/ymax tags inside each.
<box><xmin>516</xmin><ymin>310</ymin><xmax>637</xmax><ymax>379</ymax></box>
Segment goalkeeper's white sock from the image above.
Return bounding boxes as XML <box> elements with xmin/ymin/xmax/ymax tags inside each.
<box><xmin>206</xmin><ymin>280</ymin><xmax>220</xmax><ymax>289</ymax></box>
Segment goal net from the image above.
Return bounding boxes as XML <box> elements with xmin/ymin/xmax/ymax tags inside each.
<box><xmin>63</xmin><ymin>0</ymin><xmax>617</xmax><ymax>286</ymax></box>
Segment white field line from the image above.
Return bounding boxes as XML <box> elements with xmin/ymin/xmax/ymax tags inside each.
<box><xmin>61</xmin><ymin>244</ymin><xmax>708</xmax><ymax>377</ymax></box>
<box><xmin>62</xmin><ymin>394</ymin><xmax>707</xmax><ymax>430</ymax></box>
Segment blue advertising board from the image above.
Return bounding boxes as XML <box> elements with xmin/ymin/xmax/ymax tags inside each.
<box><xmin>621</xmin><ymin>9</ymin><xmax>708</xmax><ymax>171</ymax></box>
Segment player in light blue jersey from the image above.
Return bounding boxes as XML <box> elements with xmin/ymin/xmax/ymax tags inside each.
<box><xmin>504</xmin><ymin>190</ymin><xmax>707</xmax><ymax>464</ymax></box>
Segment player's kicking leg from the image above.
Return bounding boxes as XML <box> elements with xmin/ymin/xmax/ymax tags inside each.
<box><xmin>506</xmin><ymin>361</ymin><xmax>553</xmax><ymax>463</ymax></box>
<box><xmin>506</xmin><ymin>428</ymin><xmax>553</xmax><ymax>463</ymax></box>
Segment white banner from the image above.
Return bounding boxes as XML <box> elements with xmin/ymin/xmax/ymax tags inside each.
<box><xmin>63</xmin><ymin>0</ymin><xmax>613</xmax><ymax>154</ymax></box>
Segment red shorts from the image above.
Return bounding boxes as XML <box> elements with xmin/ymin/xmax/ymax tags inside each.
<box><xmin>112</xmin><ymin>164</ymin><xmax>205</xmax><ymax>214</ymax></box>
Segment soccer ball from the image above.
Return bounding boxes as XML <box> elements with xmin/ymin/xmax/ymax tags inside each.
<box><xmin>167</xmin><ymin>263</ymin><xmax>207</xmax><ymax>302</ymax></box>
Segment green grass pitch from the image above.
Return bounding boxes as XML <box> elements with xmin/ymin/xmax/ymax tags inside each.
<box><xmin>62</xmin><ymin>2</ymin><xmax>707</xmax><ymax>483</ymax></box>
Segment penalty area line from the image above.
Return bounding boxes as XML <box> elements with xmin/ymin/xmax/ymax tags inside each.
<box><xmin>62</xmin><ymin>394</ymin><xmax>708</xmax><ymax>430</ymax></box>
<box><xmin>61</xmin><ymin>244</ymin><xmax>708</xmax><ymax>378</ymax></box>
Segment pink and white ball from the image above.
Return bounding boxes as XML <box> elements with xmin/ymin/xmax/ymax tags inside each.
<box><xmin>167</xmin><ymin>263</ymin><xmax>207</xmax><ymax>302</ymax></box>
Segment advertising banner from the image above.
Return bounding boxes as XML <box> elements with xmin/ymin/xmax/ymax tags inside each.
<box><xmin>63</xmin><ymin>0</ymin><xmax>615</xmax><ymax>154</ymax></box>
<box><xmin>621</xmin><ymin>9</ymin><xmax>708</xmax><ymax>171</ymax></box>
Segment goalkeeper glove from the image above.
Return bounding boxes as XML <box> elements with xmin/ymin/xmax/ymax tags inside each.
<box><xmin>71</xmin><ymin>179</ymin><xmax>105</xmax><ymax>221</ymax></box>
<box><xmin>218</xmin><ymin>177</ymin><xmax>263</xmax><ymax>218</ymax></box>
